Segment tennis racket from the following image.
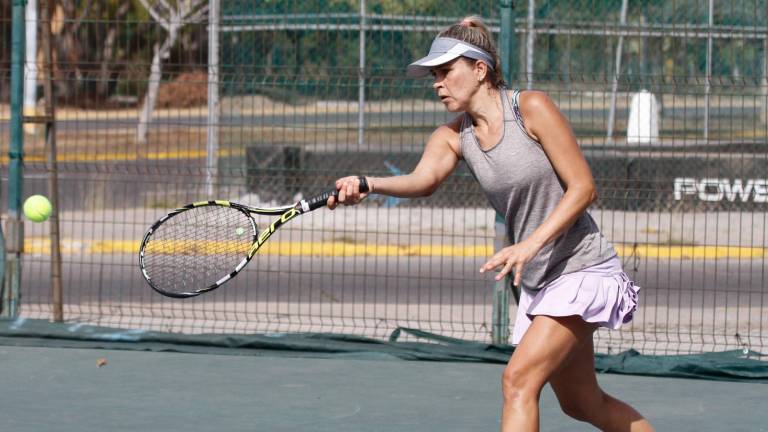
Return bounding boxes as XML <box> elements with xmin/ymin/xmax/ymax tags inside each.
<box><xmin>139</xmin><ymin>177</ymin><xmax>368</xmax><ymax>298</ymax></box>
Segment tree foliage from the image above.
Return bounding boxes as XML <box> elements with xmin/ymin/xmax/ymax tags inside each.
<box><xmin>2</xmin><ymin>0</ymin><xmax>765</xmax><ymax>106</ymax></box>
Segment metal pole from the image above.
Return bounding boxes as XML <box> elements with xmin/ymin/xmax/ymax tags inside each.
<box><xmin>607</xmin><ymin>0</ymin><xmax>629</xmax><ymax>142</ymax></box>
<box><xmin>704</xmin><ymin>0</ymin><xmax>713</xmax><ymax>141</ymax></box>
<box><xmin>499</xmin><ymin>0</ymin><xmax>515</xmax><ymax>85</ymax></box>
<box><xmin>358</xmin><ymin>0</ymin><xmax>366</xmax><ymax>147</ymax></box>
<box><xmin>0</xmin><ymin>217</ymin><xmax>5</xmax><ymax>315</ymax></box>
<box><xmin>491</xmin><ymin>214</ymin><xmax>511</xmax><ymax>345</ymax></box>
<box><xmin>525</xmin><ymin>0</ymin><xmax>535</xmax><ymax>89</ymax></box>
<box><xmin>40</xmin><ymin>0</ymin><xmax>62</xmax><ymax>322</ymax></box>
<box><xmin>4</xmin><ymin>0</ymin><xmax>27</xmax><ymax>318</ymax></box>
<box><xmin>206</xmin><ymin>0</ymin><xmax>220</xmax><ymax>197</ymax></box>
<box><xmin>491</xmin><ymin>0</ymin><xmax>516</xmax><ymax>346</ymax></box>
<box><xmin>763</xmin><ymin>36</ymin><xmax>768</xmax><ymax>125</ymax></box>
<box><xmin>23</xmin><ymin>0</ymin><xmax>37</xmax><ymax>134</ymax></box>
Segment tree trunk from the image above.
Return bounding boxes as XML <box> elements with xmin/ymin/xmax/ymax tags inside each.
<box><xmin>97</xmin><ymin>2</ymin><xmax>130</xmax><ymax>98</ymax></box>
<box><xmin>137</xmin><ymin>24</ymin><xmax>178</xmax><ymax>146</ymax></box>
<box><xmin>54</xmin><ymin>0</ymin><xmax>91</xmax><ymax>102</ymax></box>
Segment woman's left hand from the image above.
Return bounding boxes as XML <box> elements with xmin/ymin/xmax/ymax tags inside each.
<box><xmin>479</xmin><ymin>239</ymin><xmax>542</xmax><ymax>287</ymax></box>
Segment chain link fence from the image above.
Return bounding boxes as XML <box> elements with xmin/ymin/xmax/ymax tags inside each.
<box><xmin>1</xmin><ymin>0</ymin><xmax>766</xmax><ymax>355</ymax></box>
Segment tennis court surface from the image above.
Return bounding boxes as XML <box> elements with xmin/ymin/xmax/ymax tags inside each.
<box><xmin>0</xmin><ymin>319</ymin><xmax>766</xmax><ymax>432</ymax></box>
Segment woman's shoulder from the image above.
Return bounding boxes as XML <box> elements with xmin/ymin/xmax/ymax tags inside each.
<box><xmin>428</xmin><ymin>114</ymin><xmax>464</xmax><ymax>156</ymax></box>
<box><xmin>515</xmin><ymin>90</ymin><xmax>559</xmax><ymax>141</ymax></box>
<box><xmin>503</xmin><ymin>88</ymin><xmax>552</xmax><ymax>115</ymax></box>
<box><xmin>517</xmin><ymin>89</ymin><xmax>553</xmax><ymax>110</ymax></box>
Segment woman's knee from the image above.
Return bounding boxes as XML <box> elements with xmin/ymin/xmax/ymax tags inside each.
<box><xmin>500</xmin><ymin>365</ymin><xmax>543</xmax><ymax>404</ymax></box>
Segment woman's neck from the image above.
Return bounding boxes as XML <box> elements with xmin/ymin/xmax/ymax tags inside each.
<box><xmin>467</xmin><ymin>85</ymin><xmax>503</xmax><ymax>131</ymax></box>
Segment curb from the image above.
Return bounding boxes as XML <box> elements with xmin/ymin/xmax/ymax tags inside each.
<box><xmin>22</xmin><ymin>238</ymin><xmax>766</xmax><ymax>259</ymax></box>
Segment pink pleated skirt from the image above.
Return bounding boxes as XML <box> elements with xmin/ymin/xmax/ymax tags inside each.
<box><xmin>511</xmin><ymin>256</ymin><xmax>639</xmax><ymax>345</ymax></box>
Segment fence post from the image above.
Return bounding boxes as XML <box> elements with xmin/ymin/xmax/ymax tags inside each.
<box><xmin>499</xmin><ymin>0</ymin><xmax>516</xmax><ymax>84</ymax></box>
<box><xmin>40</xmin><ymin>0</ymin><xmax>63</xmax><ymax>322</ymax></box>
<box><xmin>491</xmin><ymin>0</ymin><xmax>516</xmax><ymax>346</ymax></box>
<box><xmin>23</xmin><ymin>0</ymin><xmax>37</xmax><ymax>135</ymax></box>
<box><xmin>358</xmin><ymin>0</ymin><xmax>366</xmax><ymax>147</ymax></box>
<box><xmin>525</xmin><ymin>0</ymin><xmax>535</xmax><ymax>89</ymax></box>
<box><xmin>763</xmin><ymin>37</ymin><xmax>768</xmax><ymax>125</ymax></box>
<box><xmin>4</xmin><ymin>0</ymin><xmax>27</xmax><ymax>318</ymax></box>
<box><xmin>607</xmin><ymin>0</ymin><xmax>629</xmax><ymax>143</ymax></box>
<box><xmin>206</xmin><ymin>0</ymin><xmax>220</xmax><ymax>197</ymax></box>
<box><xmin>491</xmin><ymin>214</ymin><xmax>511</xmax><ymax>345</ymax></box>
<box><xmin>704</xmin><ymin>0</ymin><xmax>713</xmax><ymax>141</ymax></box>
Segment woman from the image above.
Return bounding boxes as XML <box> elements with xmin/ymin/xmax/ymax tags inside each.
<box><xmin>328</xmin><ymin>16</ymin><xmax>654</xmax><ymax>432</ymax></box>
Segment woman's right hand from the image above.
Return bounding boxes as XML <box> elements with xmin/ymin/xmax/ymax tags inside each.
<box><xmin>327</xmin><ymin>176</ymin><xmax>371</xmax><ymax>209</ymax></box>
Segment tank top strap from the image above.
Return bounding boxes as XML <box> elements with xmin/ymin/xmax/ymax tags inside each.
<box><xmin>460</xmin><ymin>112</ymin><xmax>471</xmax><ymax>130</ymax></box>
<box><xmin>504</xmin><ymin>88</ymin><xmax>526</xmax><ymax>129</ymax></box>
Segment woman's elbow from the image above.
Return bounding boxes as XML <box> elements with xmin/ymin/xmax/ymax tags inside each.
<box><xmin>569</xmin><ymin>183</ymin><xmax>598</xmax><ymax>206</ymax></box>
<box><xmin>419</xmin><ymin>182</ymin><xmax>440</xmax><ymax>197</ymax></box>
<box><xmin>413</xmin><ymin>175</ymin><xmax>441</xmax><ymax>197</ymax></box>
<box><xmin>588</xmin><ymin>186</ymin><xmax>598</xmax><ymax>204</ymax></box>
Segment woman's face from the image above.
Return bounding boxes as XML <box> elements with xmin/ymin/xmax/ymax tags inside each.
<box><xmin>431</xmin><ymin>58</ymin><xmax>480</xmax><ymax>112</ymax></box>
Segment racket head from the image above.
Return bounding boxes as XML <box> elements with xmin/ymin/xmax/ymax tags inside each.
<box><xmin>139</xmin><ymin>201</ymin><xmax>259</xmax><ymax>298</ymax></box>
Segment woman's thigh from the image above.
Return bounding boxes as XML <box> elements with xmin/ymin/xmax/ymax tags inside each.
<box><xmin>505</xmin><ymin>314</ymin><xmax>597</xmax><ymax>390</ymax></box>
<box><xmin>548</xmin><ymin>335</ymin><xmax>603</xmax><ymax>413</ymax></box>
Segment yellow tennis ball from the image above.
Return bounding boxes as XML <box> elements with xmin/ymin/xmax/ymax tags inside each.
<box><xmin>23</xmin><ymin>195</ymin><xmax>52</xmax><ymax>223</ymax></box>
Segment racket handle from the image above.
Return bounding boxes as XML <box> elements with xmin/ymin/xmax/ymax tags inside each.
<box><xmin>305</xmin><ymin>189</ymin><xmax>339</xmax><ymax>211</ymax></box>
<box><xmin>304</xmin><ymin>176</ymin><xmax>370</xmax><ymax>211</ymax></box>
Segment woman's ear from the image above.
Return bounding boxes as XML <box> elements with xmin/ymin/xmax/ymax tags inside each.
<box><xmin>474</xmin><ymin>60</ymin><xmax>488</xmax><ymax>82</ymax></box>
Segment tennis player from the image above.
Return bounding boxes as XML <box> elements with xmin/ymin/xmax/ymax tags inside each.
<box><xmin>328</xmin><ymin>16</ymin><xmax>654</xmax><ymax>432</ymax></box>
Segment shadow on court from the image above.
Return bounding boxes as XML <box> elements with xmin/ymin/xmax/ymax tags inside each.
<box><xmin>0</xmin><ymin>345</ymin><xmax>766</xmax><ymax>432</ymax></box>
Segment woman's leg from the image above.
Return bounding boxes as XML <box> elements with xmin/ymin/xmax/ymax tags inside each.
<box><xmin>549</xmin><ymin>335</ymin><xmax>655</xmax><ymax>431</ymax></box>
<box><xmin>500</xmin><ymin>315</ymin><xmax>597</xmax><ymax>432</ymax></box>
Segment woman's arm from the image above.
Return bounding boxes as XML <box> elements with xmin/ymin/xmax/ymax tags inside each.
<box><xmin>480</xmin><ymin>91</ymin><xmax>597</xmax><ymax>285</ymax></box>
<box><xmin>329</xmin><ymin>120</ymin><xmax>461</xmax><ymax>208</ymax></box>
<box><xmin>517</xmin><ymin>90</ymin><xmax>597</xmax><ymax>248</ymax></box>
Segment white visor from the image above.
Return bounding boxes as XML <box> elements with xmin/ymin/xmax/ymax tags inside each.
<box><xmin>407</xmin><ymin>37</ymin><xmax>496</xmax><ymax>78</ymax></box>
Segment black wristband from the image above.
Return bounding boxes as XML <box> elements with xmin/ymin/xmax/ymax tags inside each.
<box><xmin>357</xmin><ymin>176</ymin><xmax>370</xmax><ymax>193</ymax></box>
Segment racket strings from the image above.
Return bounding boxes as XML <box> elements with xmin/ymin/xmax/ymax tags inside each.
<box><xmin>142</xmin><ymin>206</ymin><xmax>255</xmax><ymax>295</ymax></box>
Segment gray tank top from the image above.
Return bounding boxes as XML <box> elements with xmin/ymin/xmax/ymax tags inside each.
<box><xmin>460</xmin><ymin>89</ymin><xmax>616</xmax><ymax>291</ymax></box>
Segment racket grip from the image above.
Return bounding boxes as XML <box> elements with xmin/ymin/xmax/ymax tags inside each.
<box><xmin>304</xmin><ymin>176</ymin><xmax>370</xmax><ymax>211</ymax></box>
<box><xmin>305</xmin><ymin>189</ymin><xmax>339</xmax><ymax>211</ymax></box>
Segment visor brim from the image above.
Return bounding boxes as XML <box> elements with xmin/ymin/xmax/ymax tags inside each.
<box><xmin>406</xmin><ymin>52</ymin><xmax>463</xmax><ymax>78</ymax></box>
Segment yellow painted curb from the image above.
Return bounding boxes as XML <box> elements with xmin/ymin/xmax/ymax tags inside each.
<box><xmin>0</xmin><ymin>148</ymin><xmax>243</xmax><ymax>164</ymax></box>
<box><xmin>25</xmin><ymin>238</ymin><xmax>495</xmax><ymax>257</ymax></box>
<box><xmin>21</xmin><ymin>238</ymin><xmax>766</xmax><ymax>259</ymax></box>
<box><xmin>614</xmin><ymin>244</ymin><xmax>765</xmax><ymax>259</ymax></box>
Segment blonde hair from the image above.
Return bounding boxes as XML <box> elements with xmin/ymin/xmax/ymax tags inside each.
<box><xmin>439</xmin><ymin>16</ymin><xmax>506</xmax><ymax>88</ymax></box>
